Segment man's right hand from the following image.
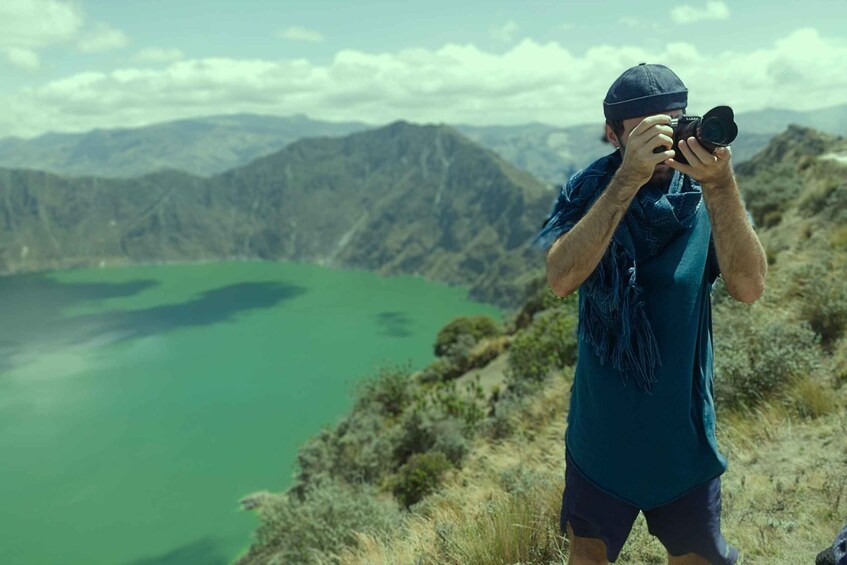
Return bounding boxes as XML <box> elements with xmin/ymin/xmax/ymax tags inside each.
<box><xmin>618</xmin><ymin>114</ymin><xmax>676</xmax><ymax>192</ymax></box>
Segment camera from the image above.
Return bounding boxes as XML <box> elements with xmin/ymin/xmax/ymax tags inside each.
<box><xmin>654</xmin><ymin>105</ymin><xmax>738</xmax><ymax>165</ymax></box>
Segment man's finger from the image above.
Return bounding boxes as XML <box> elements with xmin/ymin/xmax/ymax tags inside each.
<box><xmin>630</xmin><ymin>115</ymin><xmax>671</xmax><ymax>139</ymax></box>
<box><xmin>685</xmin><ymin>137</ymin><xmax>715</xmax><ymax>164</ymax></box>
<box><xmin>678</xmin><ymin>140</ymin><xmax>705</xmax><ymax>167</ymax></box>
<box><xmin>716</xmin><ymin>146</ymin><xmax>731</xmax><ymax>160</ymax></box>
<box><xmin>643</xmin><ymin>131</ymin><xmax>673</xmax><ymax>152</ymax></box>
<box><xmin>665</xmin><ymin>158</ymin><xmax>694</xmax><ymax>176</ymax></box>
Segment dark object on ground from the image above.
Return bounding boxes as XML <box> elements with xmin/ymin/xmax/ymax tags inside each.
<box><xmin>817</xmin><ymin>522</ymin><xmax>847</xmax><ymax>565</ymax></box>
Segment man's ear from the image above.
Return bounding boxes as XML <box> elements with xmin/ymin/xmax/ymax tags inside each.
<box><xmin>604</xmin><ymin>123</ymin><xmax>619</xmax><ymax>148</ymax></box>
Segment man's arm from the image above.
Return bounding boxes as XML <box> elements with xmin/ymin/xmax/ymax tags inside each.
<box><xmin>546</xmin><ymin>169</ymin><xmax>641</xmax><ymax>297</ymax></box>
<box><xmin>546</xmin><ymin>115</ymin><xmax>676</xmax><ymax>297</ymax></box>
<box><xmin>701</xmin><ymin>170</ymin><xmax>767</xmax><ymax>303</ymax></box>
<box><xmin>668</xmin><ymin>137</ymin><xmax>767</xmax><ymax>304</ymax></box>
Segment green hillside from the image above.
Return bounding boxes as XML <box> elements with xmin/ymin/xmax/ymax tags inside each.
<box><xmin>234</xmin><ymin>125</ymin><xmax>847</xmax><ymax>564</ymax></box>
<box><xmin>0</xmin><ymin>121</ymin><xmax>552</xmax><ymax>309</ymax></box>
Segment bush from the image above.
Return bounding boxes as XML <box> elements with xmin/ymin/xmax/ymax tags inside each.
<box><xmin>393</xmin><ymin>403</ymin><xmax>472</xmax><ymax>467</ymax></box>
<box><xmin>434</xmin><ymin>315</ymin><xmax>503</xmax><ymax>356</ymax></box>
<box><xmin>292</xmin><ymin>408</ymin><xmax>404</xmax><ymax>496</ymax></box>
<box><xmin>250</xmin><ymin>476</ymin><xmax>403</xmax><ymax>564</ymax></box>
<box><xmin>799</xmin><ymin>273</ymin><xmax>847</xmax><ymax>350</ymax></box>
<box><xmin>391</xmin><ymin>450</ymin><xmax>453</xmax><ymax>508</ymax></box>
<box><xmin>353</xmin><ymin>361</ymin><xmax>415</xmax><ymax>417</ymax></box>
<box><xmin>505</xmin><ymin>302</ymin><xmax>578</xmax><ymax>386</ymax></box>
<box><xmin>740</xmin><ymin>163</ymin><xmax>802</xmax><ymax>228</ymax></box>
<box><xmin>713</xmin><ymin>304</ymin><xmax>823</xmax><ymax>411</ymax></box>
<box><xmin>421</xmin><ymin>336</ymin><xmax>508</xmax><ymax>383</ymax></box>
<box><xmin>510</xmin><ymin>275</ymin><xmax>567</xmax><ymax>331</ymax></box>
<box><xmin>798</xmin><ymin>165</ymin><xmax>847</xmax><ymax>220</ymax></box>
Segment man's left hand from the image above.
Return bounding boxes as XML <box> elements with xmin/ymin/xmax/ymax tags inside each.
<box><xmin>666</xmin><ymin>136</ymin><xmax>733</xmax><ymax>186</ymax></box>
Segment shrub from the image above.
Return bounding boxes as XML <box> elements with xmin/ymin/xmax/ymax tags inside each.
<box><xmin>798</xmin><ymin>166</ymin><xmax>847</xmax><ymax>220</ymax></box>
<box><xmin>391</xmin><ymin>450</ymin><xmax>453</xmax><ymax>508</ymax></box>
<box><xmin>784</xmin><ymin>258</ymin><xmax>847</xmax><ymax>349</ymax></box>
<box><xmin>799</xmin><ymin>275</ymin><xmax>847</xmax><ymax>350</ymax></box>
<box><xmin>511</xmin><ymin>275</ymin><xmax>568</xmax><ymax>331</ymax></box>
<box><xmin>431</xmin><ymin>376</ymin><xmax>488</xmax><ymax>430</ymax></box>
<box><xmin>292</xmin><ymin>408</ymin><xmax>404</xmax><ymax>496</ymax></box>
<box><xmin>740</xmin><ymin>163</ymin><xmax>802</xmax><ymax>228</ymax></box>
<box><xmin>434</xmin><ymin>315</ymin><xmax>503</xmax><ymax>356</ymax></box>
<box><xmin>831</xmin><ymin>339</ymin><xmax>847</xmax><ymax>387</ymax></box>
<box><xmin>393</xmin><ymin>403</ymin><xmax>472</xmax><ymax>467</ymax></box>
<box><xmin>352</xmin><ymin>361</ymin><xmax>415</xmax><ymax>417</ymax></box>
<box><xmin>421</xmin><ymin>336</ymin><xmax>508</xmax><ymax>383</ymax></box>
<box><xmin>713</xmin><ymin>303</ymin><xmax>823</xmax><ymax>411</ymax></box>
<box><xmin>505</xmin><ymin>303</ymin><xmax>578</xmax><ymax>386</ymax></box>
<box><xmin>250</xmin><ymin>476</ymin><xmax>403</xmax><ymax>564</ymax></box>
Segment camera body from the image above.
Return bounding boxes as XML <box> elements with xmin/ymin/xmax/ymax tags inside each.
<box><xmin>655</xmin><ymin>105</ymin><xmax>739</xmax><ymax>165</ymax></box>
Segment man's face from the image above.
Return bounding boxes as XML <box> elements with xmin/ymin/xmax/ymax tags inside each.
<box><xmin>614</xmin><ymin>108</ymin><xmax>684</xmax><ymax>187</ymax></box>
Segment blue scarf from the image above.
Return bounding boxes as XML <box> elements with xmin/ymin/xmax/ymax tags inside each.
<box><xmin>532</xmin><ymin>150</ymin><xmax>704</xmax><ymax>392</ymax></box>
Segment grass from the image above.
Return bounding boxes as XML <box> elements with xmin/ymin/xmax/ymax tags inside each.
<box><xmin>338</xmin><ymin>365</ymin><xmax>847</xmax><ymax>565</ymax></box>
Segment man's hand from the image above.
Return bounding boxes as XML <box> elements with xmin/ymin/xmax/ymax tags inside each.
<box><xmin>666</xmin><ymin>136</ymin><xmax>733</xmax><ymax>186</ymax></box>
<box><xmin>618</xmin><ymin>115</ymin><xmax>676</xmax><ymax>191</ymax></box>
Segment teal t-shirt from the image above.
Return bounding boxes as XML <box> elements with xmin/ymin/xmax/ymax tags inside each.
<box><xmin>565</xmin><ymin>188</ymin><xmax>728</xmax><ymax>510</ymax></box>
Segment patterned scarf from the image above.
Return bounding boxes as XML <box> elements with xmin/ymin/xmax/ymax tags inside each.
<box><xmin>532</xmin><ymin>150</ymin><xmax>704</xmax><ymax>392</ymax></box>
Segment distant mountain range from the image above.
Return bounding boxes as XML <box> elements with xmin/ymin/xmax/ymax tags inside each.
<box><xmin>0</xmin><ymin>122</ymin><xmax>552</xmax><ymax>309</ymax></box>
<box><xmin>0</xmin><ymin>114</ymin><xmax>371</xmax><ymax>179</ymax></box>
<box><xmin>1</xmin><ymin>104</ymin><xmax>845</xmax><ymax>187</ymax></box>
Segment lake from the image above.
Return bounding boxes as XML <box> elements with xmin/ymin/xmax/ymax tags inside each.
<box><xmin>0</xmin><ymin>261</ymin><xmax>503</xmax><ymax>565</ymax></box>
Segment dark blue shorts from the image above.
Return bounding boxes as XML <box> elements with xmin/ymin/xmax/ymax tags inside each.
<box><xmin>561</xmin><ymin>449</ymin><xmax>739</xmax><ymax>564</ymax></box>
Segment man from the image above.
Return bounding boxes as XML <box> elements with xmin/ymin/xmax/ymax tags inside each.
<box><xmin>532</xmin><ymin>63</ymin><xmax>767</xmax><ymax>564</ymax></box>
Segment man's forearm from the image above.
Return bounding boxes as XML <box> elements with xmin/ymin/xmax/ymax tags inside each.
<box><xmin>546</xmin><ymin>170</ymin><xmax>641</xmax><ymax>297</ymax></box>
<box><xmin>702</xmin><ymin>171</ymin><xmax>767</xmax><ymax>303</ymax></box>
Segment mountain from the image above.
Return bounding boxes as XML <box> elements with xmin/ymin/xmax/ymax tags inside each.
<box><xmin>0</xmin><ymin>122</ymin><xmax>553</xmax><ymax>310</ymax></box>
<box><xmin>0</xmin><ymin>113</ymin><xmax>370</xmax><ymax>178</ymax></box>
<box><xmin>2</xmin><ymin>104</ymin><xmax>844</xmax><ymax>187</ymax></box>
<box><xmin>234</xmin><ymin>124</ymin><xmax>847</xmax><ymax>564</ymax></box>
<box><xmin>455</xmin><ymin>103</ymin><xmax>847</xmax><ymax>186</ymax></box>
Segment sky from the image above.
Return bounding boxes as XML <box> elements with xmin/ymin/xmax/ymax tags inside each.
<box><xmin>1</xmin><ymin>0</ymin><xmax>846</xmax><ymax>139</ymax></box>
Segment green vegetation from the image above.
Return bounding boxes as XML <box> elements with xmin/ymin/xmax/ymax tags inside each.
<box><xmin>0</xmin><ymin>122</ymin><xmax>553</xmax><ymax>309</ymax></box>
<box><xmin>236</xmin><ymin>125</ymin><xmax>847</xmax><ymax>564</ymax></box>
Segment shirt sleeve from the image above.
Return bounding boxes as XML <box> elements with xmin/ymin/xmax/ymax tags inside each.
<box><xmin>707</xmin><ymin>234</ymin><xmax>720</xmax><ymax>286</ymax></box>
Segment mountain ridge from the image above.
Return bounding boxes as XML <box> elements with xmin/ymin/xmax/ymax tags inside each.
<box><xmin>3</xmin><ymin>103</ymin><xmax>845</xmax><ymax>186</ymax></box>
<box><xmin>0</xmin><ymin>121</ymin><xmax>552</xmax><ymax>310</ymax></box>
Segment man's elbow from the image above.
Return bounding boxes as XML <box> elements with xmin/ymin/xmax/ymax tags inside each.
<box><xmin>547</xmin><ymin>265</ymin><xmax>576</xmax><ymax>298</ymax></box>
<box><xmin>729</xmin><ymin>276</ymin><xmax>765</xmax><ymax>304</ymax></box>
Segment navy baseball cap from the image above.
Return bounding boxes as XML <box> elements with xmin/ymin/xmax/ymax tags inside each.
<box><xmin>603</xmin><ymin>62</ymin><xmax>688</xmax><ymax>120</ymax></box>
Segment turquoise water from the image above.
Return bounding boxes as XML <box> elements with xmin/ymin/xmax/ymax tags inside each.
<box><xmin>0</xmin><ymin>261</ymin><xmax>502</xmax><ymax>565</ymax></box>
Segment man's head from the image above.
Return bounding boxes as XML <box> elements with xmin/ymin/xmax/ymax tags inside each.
<box><xmin>601</xmin><ymin>63</ymin><xmax>688</xmax><ymax>186</ymax></box>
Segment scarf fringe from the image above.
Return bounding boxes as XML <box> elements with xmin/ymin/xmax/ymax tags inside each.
<box><xmin>578</xmin><ymin>241</ymin><xmax>663</xmax><ymax>393</ymax></box>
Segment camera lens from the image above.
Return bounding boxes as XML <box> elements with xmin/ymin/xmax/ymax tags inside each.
<box><xmin>700</xmin><ymin>117</ymin><xmax>728</xmax><ymax>144</ymax></box>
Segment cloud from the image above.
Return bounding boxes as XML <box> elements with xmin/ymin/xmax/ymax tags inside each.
<box><xmin>490</xmin><ymin>20</ymin><xmax>520</xmax><ymax>43</ymax></box>
<box><xmin>0</xmin><ymin>0</ymin><xmax>83</xmax><ymax>49</ymax></box>
<box><xmin>671</xmin><ymin>1</ymin><xmax>730</xmax><ymax>24</ymax></box>
<box><xmin>1</xmin><ymin>27</ymin><xmax>846</xmax><ymax>138</ymax></box>
<box><xmin>2</xmin><ymin>47</ymin><xmax>40</xmax><ymax>70</ymax></box>
<box><xmin>0</xmin><ymin>1</ymin><xmax>129</xmax><ymax>69</ymax></box>
<box><xmin>77</xmin><ymin>23</ymin><xmax>129</xmax><ymax>53</ymax></box>
<box><xmin>134</xmin><ymin>47</ymin><xmax>185</xmax><ymax>63</ymax></box>
<box><xmin>278</xmin><ymin>26</ymin><xmax>325</xmax><ymax>42</ymax></box>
